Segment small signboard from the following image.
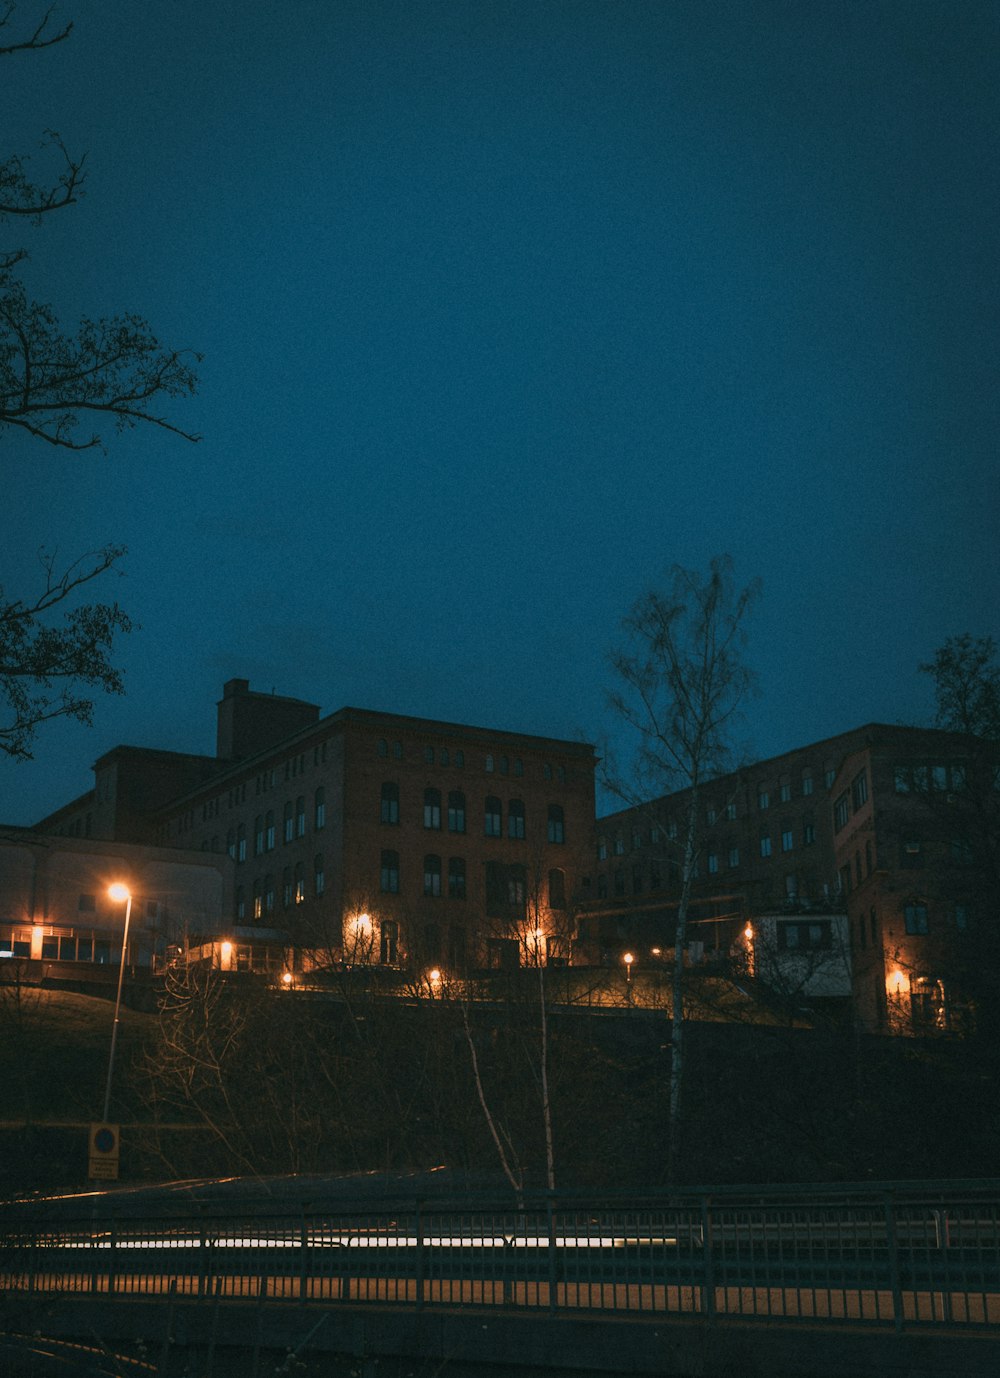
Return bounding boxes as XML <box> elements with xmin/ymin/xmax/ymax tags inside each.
<box><xmin>88</xmin><ymin>1122</ymin><xmax>120</xmax><ymax>1181</ymax></box>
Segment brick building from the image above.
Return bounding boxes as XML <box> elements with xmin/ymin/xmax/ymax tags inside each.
<box><xmin>584</xmin><ymin>723</ymin><xmax>993</xmax><ymax>1032</ymax></box>
<box><xmin>34</xmin><ymin>680</ymin><xmax>597</xmax><ymax>976</ymax></box>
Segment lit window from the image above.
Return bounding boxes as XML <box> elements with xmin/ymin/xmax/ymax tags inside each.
<box><xmin>485</xmin><ymin>796</ymin><xmax>502</xmax><ymax>837</ymax></box>
<box><xmin>547</xmin><ymin>804</ymin><xmax>565</xmax><ymax>844</ymax></box>
<box><xmin>508</xmin><ymin>798</ymin><xmax>525</xmax><ymax>839</ymax></box>
<box><xmin>380</xmin><ymin>782</ymin><xmax>400</xmax><ymax>825</ymax></box>
<box><xmin>380</xmin><ymin>850</ymin><xmax>399</xmax><ymax>893</ymax></box>
<box><xmin>424</xmin><ymin>854</ymin><xmax>442</xmax><ymax>898</ymax></box>
<box><xmin>423</xmin><ymin>788</ymin><xmax>442</xmax><ymax>830</ymax></box>
<box><xmin>448</xmin><ymin>857</ymin><xmax>466</xmax><ymax>899</ymax></box>
<box><xmin>380</xmin><ymin>919</ymin><xmax>398</xmax><ymax>965</ymax></box>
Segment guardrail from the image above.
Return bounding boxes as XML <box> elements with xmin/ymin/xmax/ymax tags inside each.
<box><xmin>2</xmin><ymin>1182</ymin><xmax>998</xmax><ymax>1333</ymax></box>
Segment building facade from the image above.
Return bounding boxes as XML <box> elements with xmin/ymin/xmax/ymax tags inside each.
<box><xmin>33</xmin><ymin>680</ymin><xmax>597</xmax><ymax>976</ymax></box>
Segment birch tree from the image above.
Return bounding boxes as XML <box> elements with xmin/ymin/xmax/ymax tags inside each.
<box><xmin>608</xmin><ymin>555</ymin><xmax>759</xmax><ymax>1178</ymax></box>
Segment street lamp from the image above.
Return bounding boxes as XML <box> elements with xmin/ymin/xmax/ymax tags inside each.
<box><xmin>623</xmin><ymin>951</ymin><xmax>634</xmax><ymax>1005</ymax></box>
<box><xmin>102</xmin><ymin>882</ymin><xmax>133</xmax><ymax>1124</ymax></box>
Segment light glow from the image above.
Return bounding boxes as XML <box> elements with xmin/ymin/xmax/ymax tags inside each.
<box><xmin>623</xmin><ymin>951</ymin><xmax>634</xmax><ymax>967</ymax></box>
<box><xmin>108</xmin><ymin>883</ymin><xmax>131</xmax><ymax>903</ymax></box>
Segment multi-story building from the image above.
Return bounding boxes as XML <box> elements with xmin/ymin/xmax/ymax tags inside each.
<box><xmin>33</xmin><ymin>679</ymin><xmax>597</xmax><ymax>976</ymax></box>
<box><xmin>584</xmin><ymin>723</ymin><xmax>993</xmax><ymax>1032</ymax></box>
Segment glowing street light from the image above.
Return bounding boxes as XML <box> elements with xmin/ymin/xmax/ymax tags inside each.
<box><xmin>623</xmin><ymin>951</ymin><xmax>634</xmax><ymax>1005</ymax></box>
<box><xmin>102</xmin><ymin>883</ymin><xmax>133</xmax><ymax>1124</ymax></box>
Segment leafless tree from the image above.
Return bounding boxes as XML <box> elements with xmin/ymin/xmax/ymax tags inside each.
<box><xmin>0</xmin><ymin>6</ymin><xmax>199</xmax><ymax>761</ymax></box>
<box><xmin>608</xmin><ymin>555</ymin><xmax>759</xmax><ymax>1178</ymax></box>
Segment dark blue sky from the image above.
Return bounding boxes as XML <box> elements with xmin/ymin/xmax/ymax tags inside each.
<box><xmin>3</xmin><ymin>0</ymin><xmax>998</xmax><ymax>825</ymax></box>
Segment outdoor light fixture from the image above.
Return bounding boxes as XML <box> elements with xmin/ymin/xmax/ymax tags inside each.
<box><xmin>102</xmin><ymin>883</ymin><xmax>133</xmax><ymax>1123</ymax></box>
<box><xmin>281</xmin><ymin>971</ymin><xmax>293</xmax><ymax>987</ymax></box>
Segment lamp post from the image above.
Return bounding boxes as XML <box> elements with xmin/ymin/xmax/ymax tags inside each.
<box><xmin>623</xmin><ymin>950</ymin><xmax>634</xmax><ymax>1006</ymax></box>
<box><xmin>102</xmin><ymin>882</ymin><xmax>133</xmax><ymax>1124</ymax></box>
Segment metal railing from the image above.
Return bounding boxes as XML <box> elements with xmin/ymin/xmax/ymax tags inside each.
<box><xmin>2</xmin><ymin>1181</ymin><xmax>998</xmax><ymax>1332</ymax></box>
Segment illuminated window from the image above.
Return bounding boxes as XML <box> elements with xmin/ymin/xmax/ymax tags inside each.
<box><xmin>423</xmin><ymin>788</ymin><xmax>442</xmax><ymax>829</ymax></box>
<box><xmin>547</xmin><ymin>805</ymin><xmax>565</xmax><ymax>844</ymax></box>
<box><xmin>448</xmin><ymin>790</ymin><xmax>466</xmax><ymax>833</ymax></box>
<box><xmin>508</xmin><ymin>799</ymin><xmax>525</xmax><ymax>839</ymax></box>
<box><xmin>380</xmin><ymin>782</ymin><xmax>400</xmax><ymax>824</ymax></box>
<box><xmin>448</xmin><ymin>857</ymin><xmax>466</xmax><ymax>899</ymax></box>
<box><xmin>253</xmin><ymin>879</ymin><xmax>262</xmax><ymax>920</ymax></box>
<box><xmin>380</xmin><ymin>850</ymin><xmax>399</xmax><ymax>893</ymax></box>
<box><xmin>424</xmin><ymin>854</ymin><xmax>442</xmax><ymax>897</ymax></box>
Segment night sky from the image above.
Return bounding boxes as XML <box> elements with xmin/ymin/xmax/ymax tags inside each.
<box><xmin>3</xmin><ymin>0</ymin><xmax>998</xmax><ymax>826</ymax></box>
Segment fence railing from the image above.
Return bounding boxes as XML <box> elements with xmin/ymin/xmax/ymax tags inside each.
<box><xmin>2</xmin><ymin>1181</ymin><xmax>998</xmax><ymax>1332</ymax></box>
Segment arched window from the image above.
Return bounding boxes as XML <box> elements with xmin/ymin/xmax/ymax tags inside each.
<box><xmin>423</xmin><ymin>788</ymin><xmax>442</xmax><ymax>829</ymax></box>
<box><xmin>547</xmin><ymin>804</ymin><xmax>565</xmax><ymax>844</ymax></box>
<box><xmin>315</xmin><ymin>786</ymin><xmax>325</xmax><ymax>830</ymax></box>
<box><xmin>377</xmin><ymin>738</ymin><xmax>388</xmax><ymax>757</ymax></box>
<box><xmin>508</xmin><ymin>799</ymin><xmax>525</xmax><ymax>839</ymax></box>
<box><xmin>254</xmin><ymin>815</ymin><xmax>264</xmax><ymax>856</ymax></box>
<box><xmin>485</xmin><ymin>796</ymin><xmax>502</xmax><ymax>837</ymax></box>
<box><xmin>265</xmin><ymin>810</ymin><xmax>275</xmax><ymax>851</ymax></box>
<box><xmin>448</xmin><ymin>857</ymin><xmax>466</xmax><ymax>899</ymax></box>
<box><xmin>380</xmin><ymin>782</ymin><xmax>399</xmax><ymax>824</ymax></box>
<box><xmin>264</xmin><ymin>874</ymin><xmax>275</xmax><ymax>914</ymax></box>
<box><xmin>380</xmin><ymin>849</ymin><xmax>399</xmax><ymax>893</ymax></box>
<box><xmin>485</xmin><ymin>754</ymin><xmax>494</xmax><ymax>773</ymax></box>
<box><xmin>237</xmin><ymin>823</ymin><xmax>246</xmax><ymax>863</ymax></box>
<box><xmin>296</xmin><ymin>795</ymin><xmax>305</xmax><ymax>837</ymax></box>
<box><xmin>424</xmin><ymin>854</ymin><xmax>442</xmax><ymax>897</ymax></box>
<box><xmin>314</xmin><ymin>853</ymin><xmax>325</xmax><ymax>896</ymax></box>
<box><xmin>548</xmin><ymin>868</ymin><xmax>566</xmax><ymax>909</ymax></box>
<box><xmin>448</xmin><ymin>791</ymin><xmax>466</xmax><ymax>833</ymax></box>
<box><xmin>392</xmin><ymin>741</ymin><xmax>402</xmax><ymax>760</ymax></box>
<box><xmin>283</xmin><ymin>800</ymin><xmax>294</xmax><ymax>844</ymax></box>
<box><xmin>499</xmin><ymin>755</ymin><xmax>509</xmax><ymax>775</ymax></box>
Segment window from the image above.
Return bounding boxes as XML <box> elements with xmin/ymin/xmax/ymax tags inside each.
<box><xmin>507</xmin><ymin>864</ymin><xmax>526</xmax><ymax>913</ymax></box>
<box><xmin>597</xmin><ymin>837</ymin><xmax>607</xmax><ymax>861</ymax></box>
<box><xmin>315</xmin><ymin>787</ymin><xmax>325</xmax><ymax>830</ymax></box>
<box><xmin>547</xmin><ymin>804</ymin><xmax>565</xmax><ymax>844</ymax></box>
<box><xmin>824</xmin><ymin>768</ymin><xmax>836</xmax><ymax>789</ymax></box>
<box><xmin>851</xmin><ymin>770</ymin><xmax>868</xmax><ymax>809</ymax></box>
<box><xmin>254</xmin><ymin>815</ymin><xmax>264</xmax><ymax>856</ymax></box>
<box><xmin>707</xmin><ymin>853</ymin><xmax>718</xmax><ymax>874</ymax></box>
<box><xmin>781</xmin><ymin>829</ymin><xmax>794</xmax><ymax>853</ymax></box>
<box><xmin>449</xmin><ymin>925</ymin><xmax>467</xmax><ymax>969</ymax></box>
<box><xmin>454</xmin><ymin>749</ymin><xmax>464</xmax><ymax>768</ymax></box>
<box><xmin>904</xmin><ymin>903</ymin><xmax>929</xmax><ymax>935</ymax></box>
<box><xmin>380</xmin><ymin>919</ymin><xmax>398</xmax><ymax>965</ymax></box>
<box><xmin>597</xmin><ymin>875</ymin><xmax>608</xmax><ymax>899</ymax></box>
<box><xmin>803</xmin><ymin>822</ymin><xmax>815</xmax><ymax>846</ymax></box>
<box><xmin>484</xmin><ymin>796</ymin><xmax>502</xmax><ymax>837</ymax></box>
<box><xmin>380</xmin><ymin>850</ymin><xmax>400</xmax><ymax>893</ymax></box>
<box><xmin>377</xmin><ymin>738</ymin><xmax>388</xmax><ymax>757</ymax></box>
<box><xmin>424</xmin><ymin>746</ymin><xmax>434</xmax><ymax>765</ymax></box>
<box><xmin>78</xmin><ymin>893</ymin><xmax>96</xmax><ymax>912</ymax></box>
<box><xmin>543</xmin><ymin>763</ymin><xmax>552</xmax><ymax>780</ymax></box>
<box><xmin>855</xmin><ymin>850</ymin><xmax>863</xmax><ymax>885</ymax></box>
<box><xmin>508</xmin><ymin>798</ymin><xmax>526</xmax><ymax>839</ymax></box>
<box><xmin>283</xmin><ymin>867</ymin><xmax>293</xmax><ymax>908</ymax></box>
<box><xmin>757</xmin><ymin>787</ymin><xmax>770</xmax><ymax>811</ymax></box>
<box><xmin>650</xmin><ymin>861</ymin><xmax>662</xmax><ymax>888</ymax></box>
<box><xmin>706</xmin><ymin>807</ymin><xmax>717</xmax><ymax>826</ymax></box>
<box><xmin>392</xmin><ymin>741</ymin><xmax>402</xmax><ymax>760</ymax></box>
<box><xmin>422</xmin><ymin>923</ymin><xmax>441</xmax><ymax>961</ymax></box>
<box><xmin>227</xmin><ymin>829</ymin><xmax>236</xmax><ymax>860</ymax></box>
<box><xmin>613</xmin><ymin>834</ymin><xmax>624</xmax><ymax>856</ymax></box>
<box><xmin>265</xmin><ymin>874</ymin><xmax>275</xmax><ymax>914</ymax></box>
<box><xmin>865</xmin><ymin>840</ymin><xmax>873</xmax><ymax>875</ymax></box>
<box><xmin>485</xmin><ymin>754</ymin><xmax>494</xmax><ymax>773</ymax></box>
<box><xmin>667</xmin><ymin>820</ymin><xmax>678</xmax><ymax>841</ymax></box>
<box><xmin>779</xmin><ymin>782</ymin><xmax>791</xmax><ymax>803</ymax></box>
<box><xmin>548</xmin><ymin>868</ymin><xmax>566</xmax><ymax>909</ymax></box>
<box><xmin>424</xmin><ymin>854</ymin><xmax>442</xmax><ymax>897</ymax></box>
<box><xmin>266</xmin><ymin>810</ymin><xmax>275</xmax><ymax>850</ymax></box>
<box><xmin>893</xmin><ymin>766</ymin><xmax>910</xmax><ymax>793</ymax></box>
<box><xmin>314</xmin><ymin>853</ymin><xmax>324</xmax><ymax>896</ymax></box>
<box><xmin>237</xmin><ymin>823</ymin><xmax>246</xmax><ymax>863</ymax></box>
<box><xmin>950</xmin><ymin>837</ymin><xmax>973</xmax><ymax>863</ymax></box>
<box><xmin>514</xmin><ymin>758</ymin><xmax>523</xmax><ymax>776</ymax></box>
<box><xmin>441</xmin><ymin>790</ymin><xmax>464</xmax><ymax>834</ymax></box>
<box><xmin>380</xmin><ymin>782</ymin><xmax>400</xmax><ymax>824</ymax></box>
<box><xmin>950</xmin><ymin>763</ymin><xmax>966</xmax><ymax>791</ymax></box>
<box><xmin>448</xmin><ymin>857</ymin><xmax>466</xmax><ymax>899</ymax></box>
<box><xmin>931</xmin><ymin>764</ymin><xmax>947</xmax><ymax>791</ymax></box>
<box><xmin>760</xmin><ymin>834</ymin><xmax>772</xmax><ymax>858</ymax></box>
<box><xmin>499</xmin><ymin>755</ymin><xmax>509</xmax><ymax>775</ymax></box>
<box><xmin>778</xmin><ymin>920</ymin><xmax>832</xmax><ymax>951</ymax></box>
<box><xmin>833</xmin><ymin>792</ymin><xmax>850</xmax><ymax>831</ymax></box>
<box><xmin>912</xmin><ymin>765</ymin><xmax>929</xmax><ymax>791</ymax></box>
<box><xmin>423</xmin><ymin>788</ymin><xmax>442</xmax><ymax>829</ymax></box>
<box><xmin>631</xmin><ymin>828</ymin><xmax>642</xmax><ymax>849</ymax></box>
<box><xmin>284</xmin><ymin>801</ymin><xmax>294</xmax><ymax>844</ymax></box>
<box><xmin>725</xmin><ymin>802</ymin><xmax>737</xmax><ymax>821</ymax></box>
<box><xmin>235</xmin><ymin>886</ymin><xmax>245</xmax><ymax>921</ymax></box>
<box><xmin>296</xmin><ymin>796</ymin><xmax>305</xmax><ymax>837</ymax></box>
<box><xmin>901</xmin><ymin>838</ymin><xmax>921</xmax><ymax>867</ymax></box>
<box><xmin>801</xmin><ymin>770</ymin><xmax>814</xmax><ymax>796</ymax></box>
<box><xmin>728</xmin><ymin>846</ymin><xmax>740</xmax><ymax>868</ymax></box>
<box><xmin>954</xmin><ymin>905</ymin><xmax>969</xmax><ymax>932</ymax></box>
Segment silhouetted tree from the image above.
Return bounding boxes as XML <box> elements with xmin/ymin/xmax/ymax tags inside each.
<box><xmin>0</xmin><ymin>5</ymin><xmax>199</xmax><ymax>760</ymax></box>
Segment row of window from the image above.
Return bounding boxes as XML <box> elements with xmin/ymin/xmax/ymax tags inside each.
<box><xmin>220</xmin><ymin>791</ymin><xmax>327</xmax><ymax>862</ymax></box>
<box><xmin>833</xmin><ymin>770</ymin><xmax>869</xmax><ymax>832</ymax></box>
<box><xmin>237</xmin><ymin>855</ymin><xmax>326</xmax><ymax>920</ymax></box>
<box><xmin>0</xmin><ymin>929</ymin><xmax>114</xmax><ymax>963</ymax></box>
<box><xmin>378</xmin><ymin>851</ymin><xmax>568</xmax><ymax>910</ymax></box>
<box><xmin>893</xmin><ymin>761</ymin><xmax>965</xmax><ymax>794</ymax></box>
<box><xmin>380</xmin><ymin>785</ymin><xmax>565</xmax><ymax>842</ymax></box>
<box><xmin>375</xmin><ymin>738</ymin><xmax>570</xmax><ymax>782</ymax></box>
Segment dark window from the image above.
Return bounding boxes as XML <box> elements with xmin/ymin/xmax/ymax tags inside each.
<box><xmin>449</xmin><ymin>924</ymin><xmax>467</xmax><ymax>969</ymax></box>
<box><xmin>548</xmin><ymin>868</ymin><xmax>566</xmax><ymax>909</ymax></box>
<box><xmin>547</xmin><ymin>804</ymin><xmax>565</xmax><ymax>844</ymax></box>
<box><xmin>424</xmin><ymin>746</ymin><xmax>434</xmax><ymax>765</ymax></box>
<box><xmin>508</xmin><ymin>798</ymin><xmax>525</xmax><ymax>839</ymax></box>
<box><xmin>834</xmin><ymin>793</ymin><xmax>850</xmax><ymax>831</ymax></box>
<box><xmin>778</xmin><ymin>921</ymin><xmax>832</xmax><ymax>951</ymax></box>
<box><xmin>759</xmin><ymin>834</ymin><xmax>772</xmax><ymax>858</ymax></box>
<box><xmin>614</xmin><ymin>868</ymin><xmax>625</xmax><ymax>896</ymax></box>
<box><xmin>852</xmin><ymin>770</ymin><xmax>869</xmax><ymax>809</ymax></box>
<box><xmin>423</xmin><ymin>788</ymin><xmax>442</xmax><ymax>830</ymax></box>
<box><xmin>650</xmin><ymin>861</ymin><xmax>662</xmax><ymax>888</ymax></box>
<box><xmin>485</xmin><ymin>796</ymin><xmax>502</xmax><ymax>837</ymax></box>
<box><xmin>235</xmin><ymin>885</ymin><xmax>245</xmax><ymax>921</ymax></box>
<box><xmin>448</xmin><ymin>790</ymin><xmax>466</xmax><ymax>833</ymax></box>
<box><xmin>448</xmin><ymin>857</ymin><xmax>466</xmax><ymax>899</ymax></box>
<box><xmin>454</xmin><ymin>749</ymin><xmax>464</xmax><ymax>767</ymax></box>
<box><xmin>392</xmin><ymin>741</ymin><xmax>402</xmax><ymax>759</ymax></box>
<box><xmin>296</xmin><ymin>796</ymin><xmax>305</xmax><ymax>837</ymax></box>
<box><xmin>803</xmin><ymin>822</ymin><xmax>815</xmax><ymax>846</ymax></box>
<box><xmin>378</xmin><ymin>738</ymin><xmax>388</xmax><ymax>757</ymax></box>
<box><xmin>507</xmin><ymin>863</ymin><xmax>526</xmax><ymax>914</ymax></box>
<box><xmin>633</xmin><ymin>864</ymin><xmax>644</xmax><ymax>892</ymax></box>
<box><xmin>284</xmin><ymin>800</ymin><xmax>294</xmax><ymax>844</ymax></box>
<box><xmin>423</xmin><ymin>922</ymin><xmax>441</xmax><ymax>961</ymax></box>
<box><xmin>380</xmin><ymin>782</ymin><xmax>400</xmax><ymax>825</ymax></box>
<box><xmin>597</xmin><ymin>875</ymin><xmax>608</xmax><ymax>899</ymax></box>
<box><xmin>485</xmin><ymin>860</ymin><xmax>506</xmax><ymax>917</ymax></box>
<box><xmin>264</xmin><ymin>874</ymin><xmax>275</xmax><ymax>914</ymax></box>
<box><xmin>380</xmin><ymin>850</ymin><xmax>400</xmax><ymax>893</ymax></box>
<box><xmin>424</xmin><ymin>854</ymin><xmax>442</xmax><ymax>897</ymax></box>
<box><xmin>315</xmin><ymin>787</ymin><xmax>326</xmax><ymax>830</ymax></box>
<box><xmin>283</xmin><ymin>867</ymin><xmax>292</xmax><ymax>908</ymax></box>
<box><xmin>237</xmin><ymin>824</ymin><xmax>246</xmax><ymax>862</ymax></box>
<box><xmin>254</xmin><ymin>815</ymin><xmax>264</xmax><ymax>856</ymax></box>
<box><xmin>266</xmin><ymin>810</ymin><xmax>275</xmax><ymax>851</ymax></box>
<box><xmin>314</xmin><ymin>853</ymin><xmax>324</xmax><ymax>896</ymax></box>
<box><xmin>440</xmin><ymin>748</ymin><xmax>449</xmax><ymax>766</ymax></box>
<box><xmin>499</xmin><ymin>755</ymin><xmax>509</xmax><ymax>775</ymax></box>
<box><xmin>904</xmin><ymin>903</ymin><xmax>929</xmax><ymax>935</ymax></box>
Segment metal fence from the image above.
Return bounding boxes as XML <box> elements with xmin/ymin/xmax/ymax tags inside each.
<box><xmin>2</xmin><ymin>1181</ymin><xmax>998</xmax><ymax>1332</ymax></box>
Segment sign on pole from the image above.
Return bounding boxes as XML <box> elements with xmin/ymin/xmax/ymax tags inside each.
<box><xmin>88</xmin><ymin>1122</ymin><xmax>120</xmax><ymax>1181</ymax></box>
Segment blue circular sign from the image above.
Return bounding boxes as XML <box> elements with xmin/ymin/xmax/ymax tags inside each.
<box><xmin>94</xmin><ymin>1127</ymin><xmax>116</xmax><ymax>1153</ymax></box>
